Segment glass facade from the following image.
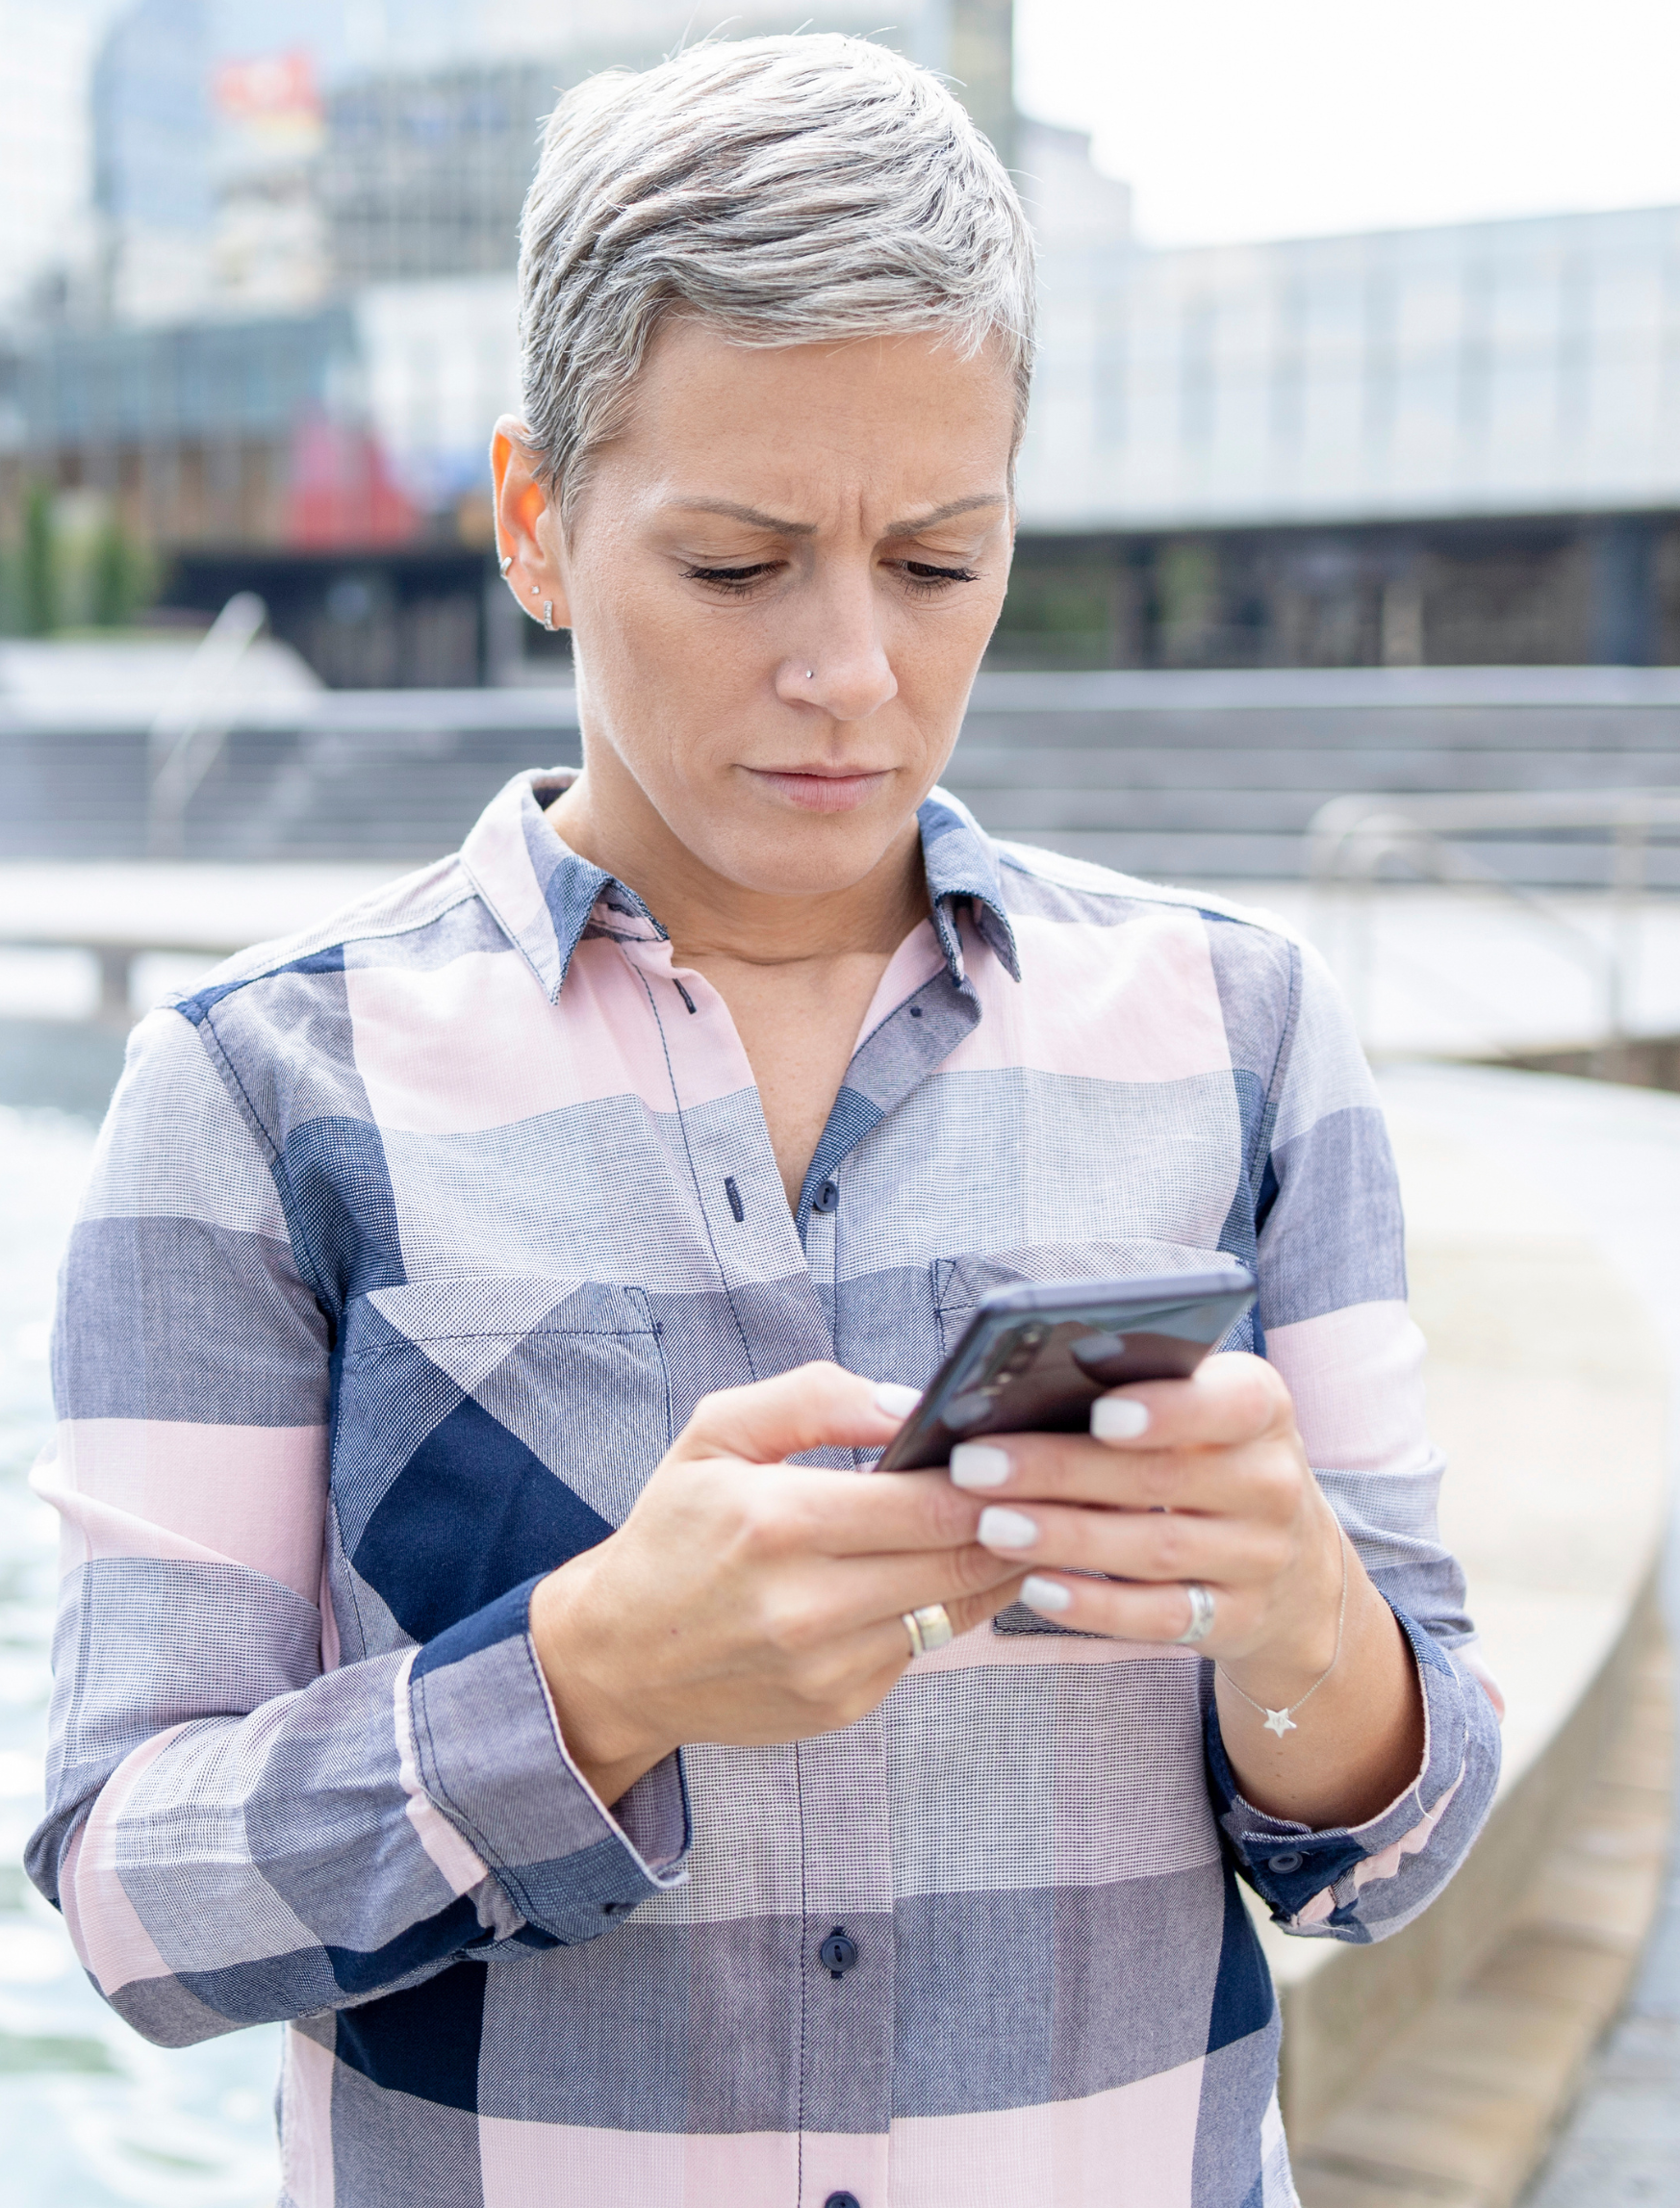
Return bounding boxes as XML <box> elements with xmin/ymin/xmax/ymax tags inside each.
<box><xmin>1023</xmin><ymin>205</ymin><xmax>1680</xmax><ymax>528</ymax></box>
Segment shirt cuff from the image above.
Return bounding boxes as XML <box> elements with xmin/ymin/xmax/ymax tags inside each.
<box><xmin>406</xmin><ymin>1573</ymin><xmax>690</xmax><ymax>1945</ymax></box>
<box><xmin>1206</xmin><ymin>1599</ymin><xmax>1467</xmax><ymax>1932</ymax></box>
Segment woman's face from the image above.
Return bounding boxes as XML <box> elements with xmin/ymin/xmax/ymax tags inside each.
<box><xmin>497</xmin><ymin>317</ymin><xmax>1017</xmax><ymax>900</ymax></box>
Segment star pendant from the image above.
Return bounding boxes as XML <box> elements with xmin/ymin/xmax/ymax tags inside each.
<box><xmin>1262</xmin><ymin>1708</ymin><xmax>1297</xmax><ymax>1738</ymax></box>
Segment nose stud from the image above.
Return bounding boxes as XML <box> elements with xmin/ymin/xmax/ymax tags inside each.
<box><xmin>805</xmin><ymin>668</ymin><xmax>815</xmax><ymax>679</ymax></box>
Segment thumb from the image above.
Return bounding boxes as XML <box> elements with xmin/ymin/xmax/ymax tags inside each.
<box><xmin>674</xmin><ymin>1360</ymin><xmax>920</xmax><ymax>1468</ymax></box>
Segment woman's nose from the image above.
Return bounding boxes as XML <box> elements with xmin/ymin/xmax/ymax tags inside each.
<box><xmin>776</xmin><ymin>575</ymin><xmax>899</xmax><ymax>722</ymax></box>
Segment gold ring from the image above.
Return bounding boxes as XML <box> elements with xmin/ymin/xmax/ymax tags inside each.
<box><xmin>903</xmin><ymin>1603</ymin><xmax>955</xmax><ymax>1657</ymax></box>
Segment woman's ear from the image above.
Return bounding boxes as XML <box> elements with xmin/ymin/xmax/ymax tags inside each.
<box><xmin>491</xmin><ymin>418</ymin><xmax>573</xmax><ymax>627</ymax></box>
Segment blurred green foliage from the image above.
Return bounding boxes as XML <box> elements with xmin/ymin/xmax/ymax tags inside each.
<box><xmin>1157</xmin><ymin>539</ymin><xmax>1220</xmax><ymax>661</ymax></box>
<box><xmin>21</xmin><ymin>482</ymin><xmax>57</xmax><ymax>636</ymax></box>
<box><xmin>0</xmin><ymin>486</ymin><xmax>156</xmax><ymax>636</ymax></box>
<box><xmin>990</xmin><ymin>561</ymin><xmax>1119</xmax><ymax>669</ymax></box>
<box><xmin>89</xmin><ymin>514</ymin><xmax>152</xmax><ymax>627</ymax></box>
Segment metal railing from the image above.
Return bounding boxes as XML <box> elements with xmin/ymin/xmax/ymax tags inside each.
<box><xmin>1308</xmin><ymin>790</ymin><xmax>1680</xmax><ymax>1046</ymax></box>
<box><xmin>146</xmin><ymin>592</ymin><xmax>268</xmax><ymax>858</ymax></box>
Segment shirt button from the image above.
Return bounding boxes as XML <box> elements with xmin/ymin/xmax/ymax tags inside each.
<box><xmin>818</xmin><ymin>1929</ymin><xmax>858</xmax><ymax>1977</ymax></box>
<box><xmin>813</xmin><ymin>1180</ymin><xmax>839</xmax><ymax>1214</ymax></box>
<box><xmin>1266</xmin><ymin>1851</ymin><xmax>1304</xmax><ymax>1875</ymax></box>
<box><xmin>825</xmin><ymin>2195</ymin><xmax>863</xmax><ymax>2208</ymax></box>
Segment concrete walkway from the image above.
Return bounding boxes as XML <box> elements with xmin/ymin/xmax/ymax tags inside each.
<box><xmin>1521</xmin><ymin>1594</ymin><xmax>1680</xmax><ymax>2204</ymax></box>
<box><xmin>1370</xmin><ymin>1068</ymin><xmax>1680</xmax><ymax>2208</ymax></box>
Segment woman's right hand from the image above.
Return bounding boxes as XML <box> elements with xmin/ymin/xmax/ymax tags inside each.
<box><xmin>528</xmin><ymin>1361</ymin><xmax>1025</xmax><ymax>1805</ymax></box>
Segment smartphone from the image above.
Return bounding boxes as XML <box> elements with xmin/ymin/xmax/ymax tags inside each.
<box><xmin>875</xmin><ymin>1266</ymin><xmax>1258</xmax><ymax>1472</ymax></box>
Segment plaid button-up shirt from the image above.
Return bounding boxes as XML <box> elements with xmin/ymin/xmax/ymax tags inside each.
<box><xmin>29</xmin><ymin>772</ymin><xmax>1499</xmax><ymax>2208</ymax></box>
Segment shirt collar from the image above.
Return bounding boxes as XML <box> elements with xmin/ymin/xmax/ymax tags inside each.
<box><xmin>462</xmin><ymin>770</ymin><xmax>1020</xmax><ymax>1002</ymax></box>
<box><xmin>915</xmin><ymin>787</ymin><xmax>1022</xmax><ymax>983</ymax></box>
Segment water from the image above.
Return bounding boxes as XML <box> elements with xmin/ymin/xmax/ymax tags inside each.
<box><xmin>0</xmin><ymin>1044</ymin><xmax>283</xmax><ymax>2206</ymax></box>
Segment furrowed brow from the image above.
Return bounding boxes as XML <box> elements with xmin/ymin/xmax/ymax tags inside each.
<box><xmin>884</xmin><ymin>494</ymin><xmax>1008</xmax><ymax>535</ymax></box>
<box><xmin>671</xmin><ymin>499</ymin><xmax>817</xmax><ymax>536</ymax></box>
<box><xmin>668</xmin><ymin>493</ymin><xmax>1007</xmax><ymax>538</ymax></box>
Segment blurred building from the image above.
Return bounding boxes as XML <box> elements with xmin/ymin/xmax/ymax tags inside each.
<box><xmin>1002</xmin><ymin>202</ymin><xmax>1680</xmax><ymax>668</ymax></box>
<box><xmin>84</xmin><ymin>0</ymin><xmax>1009</xmax><ymax>319</ymax></box>
<box><xmin>10</xmin><ymin>0</ymin><xmax>1680</xmax><ymax>677</ymax></box>
<box><xmin>321</xmin><ymin>59</ymin><xmax>557</xmax><ymax>290</ymax></box>
<box><xmin>0</xmin><ymin>1</ymin><xmax>111</xmax><ymax>318</ymax></box>
<box><xmin>0</xmin><ymin>0</ymin><xmax>1019</xmax><ymax>680</ymax></box>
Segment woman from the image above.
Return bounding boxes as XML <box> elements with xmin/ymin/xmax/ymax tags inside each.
<box><xmin>29</xmin><ymin>35</ymin><xmax>1499</xmax><ymax>2208</ymax></box>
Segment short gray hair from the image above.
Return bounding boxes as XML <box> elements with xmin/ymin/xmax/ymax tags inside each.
<box><xmin>517</xmin><ymin>34</ymin><xmax>1036</xmax><ymax>524</ymax></box>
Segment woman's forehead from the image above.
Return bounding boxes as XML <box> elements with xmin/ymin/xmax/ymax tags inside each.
<box><xmin>658</xmin><ymin>491</ymin><xmax>1009</xmax><ymax>540</ymax></box>
<box><xmin>597</xmin><ymin>321</ymin><xmax>1017</xmax><ymax>520</ymax></box>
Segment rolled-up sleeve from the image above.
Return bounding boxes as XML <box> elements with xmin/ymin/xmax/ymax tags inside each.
<box><xmin>1207</xmin><ymin>1605</ymin><xmax>1499</xmax><ymax>1941</ymax></box>
<box><xmin>25</xmin><ymin>1006</ymin><xmax>688</xmax><ymax>2049</ymax></box>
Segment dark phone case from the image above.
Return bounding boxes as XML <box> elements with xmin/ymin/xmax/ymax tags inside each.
<box><xmin>877</xmin><ymin>1268</ymin><xmax>1258</xmax><ymax>1472</ymax></box>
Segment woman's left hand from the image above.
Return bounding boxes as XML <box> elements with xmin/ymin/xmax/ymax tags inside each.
<box><xmin>956</xmin><ymin>1352</ymin><xmax>1425</xmax><ymax>1828</ymax></box>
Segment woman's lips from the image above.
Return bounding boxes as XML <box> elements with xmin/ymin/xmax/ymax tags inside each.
<box><xmin>745</xmin><ymin>768</ymin><xmax>892</xmax><ymax>814</ymax></box>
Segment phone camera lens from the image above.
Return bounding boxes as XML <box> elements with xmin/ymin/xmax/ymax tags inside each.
<box><xmin>1071</xmin><ymin>1332</ymin><xmax>1127</xmax><ymax>1370</ymax></box>
<box><xmin>944</xmin><ymin>1391</ymin><xmax>994</xmax><ymax>1431</ymax></box>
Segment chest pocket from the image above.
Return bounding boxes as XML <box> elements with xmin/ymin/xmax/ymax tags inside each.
<box><xmin>334</xmin><ymin>1277</ymin><xmax>671</xmax><ymax>1644</ymax></box>
<box><xmin>930</xmin><ymin>1240</ymin><xmax>1235</xmax><ymax>1641</ymax></box>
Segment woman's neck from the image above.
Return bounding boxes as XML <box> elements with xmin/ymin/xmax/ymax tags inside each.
<box><xmin>545</xmin><ymin>751</ymin><xmax>930</xmax><ymax>972</ymax></box>
<box><xmin>547</xmin><ymin>744</ymin><xmax>935</xmax><ymax>1206</ymax></box>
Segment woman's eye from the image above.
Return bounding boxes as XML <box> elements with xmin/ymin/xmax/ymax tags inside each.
<box><xmin>680</xmin><ymin>562</ymin><xmax>781</xmax><ymax>593</ymax></box>
<box><xmin>679</xmin><ymin>556</ymin><xmax>978</xmax><ymax>596</ymax></box>
<box><xmin>898</xmin><ymin>560</ymin><xmax>980</xmax><ymax>592</ymax></box>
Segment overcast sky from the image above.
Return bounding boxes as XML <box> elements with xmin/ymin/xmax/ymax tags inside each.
<box><xmin>1014</xmin><ymin>0</ymin><xmax>1680</xmax><ymax>246</ymax></box>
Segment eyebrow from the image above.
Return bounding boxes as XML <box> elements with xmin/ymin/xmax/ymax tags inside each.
<box><xmin>670</xmin><ymin>493</ymin><xmax>1007</xmax><ymax>538</ymax></box>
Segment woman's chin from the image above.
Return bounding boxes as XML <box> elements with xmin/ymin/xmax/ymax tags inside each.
<box><xmin>695</xmin><ymin>815</ymin><xmax>919</xmax><ymax>901</ymax></box>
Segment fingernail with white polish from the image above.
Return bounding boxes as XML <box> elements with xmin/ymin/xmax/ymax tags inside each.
<box><xmin>1091</xmin><ymin>1395</ymin><xmax>1151</xmax><ymax>1442</ymax></box>
<box><xmin>874</xmin><ymin>1382</ymin><xmax>922</xmax><ymax>1418</ymax></box>
<box><xmin>1021</xmin><ymin>1575</ymin><xmax>1072</xmax><ymax>1615</ymax></box>
<box><xmin>950</xmin><ymin>1443</ymin><xmax>1011</xmax><ymax>1489</ymax></box>
<box><xmin>978</xmin><ymin>1506</ymin><xmax>1039</xmax><ymax>1550</ymax></box>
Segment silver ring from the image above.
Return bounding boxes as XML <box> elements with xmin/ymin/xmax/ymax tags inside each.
<box><xmin>1173</xmin><ymin>1583</ymin><xmax>1216</xmax><ymax>1646</ymax></box>
<box><xmin>497</xmin><ymin>553</ymin><xmax>512</xmax><ymax>577</ymax></box>
<box><xmin>903</xmin><ymin>1603</ymin><xmax>954</xmax><ymax>1658</ymax></box>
